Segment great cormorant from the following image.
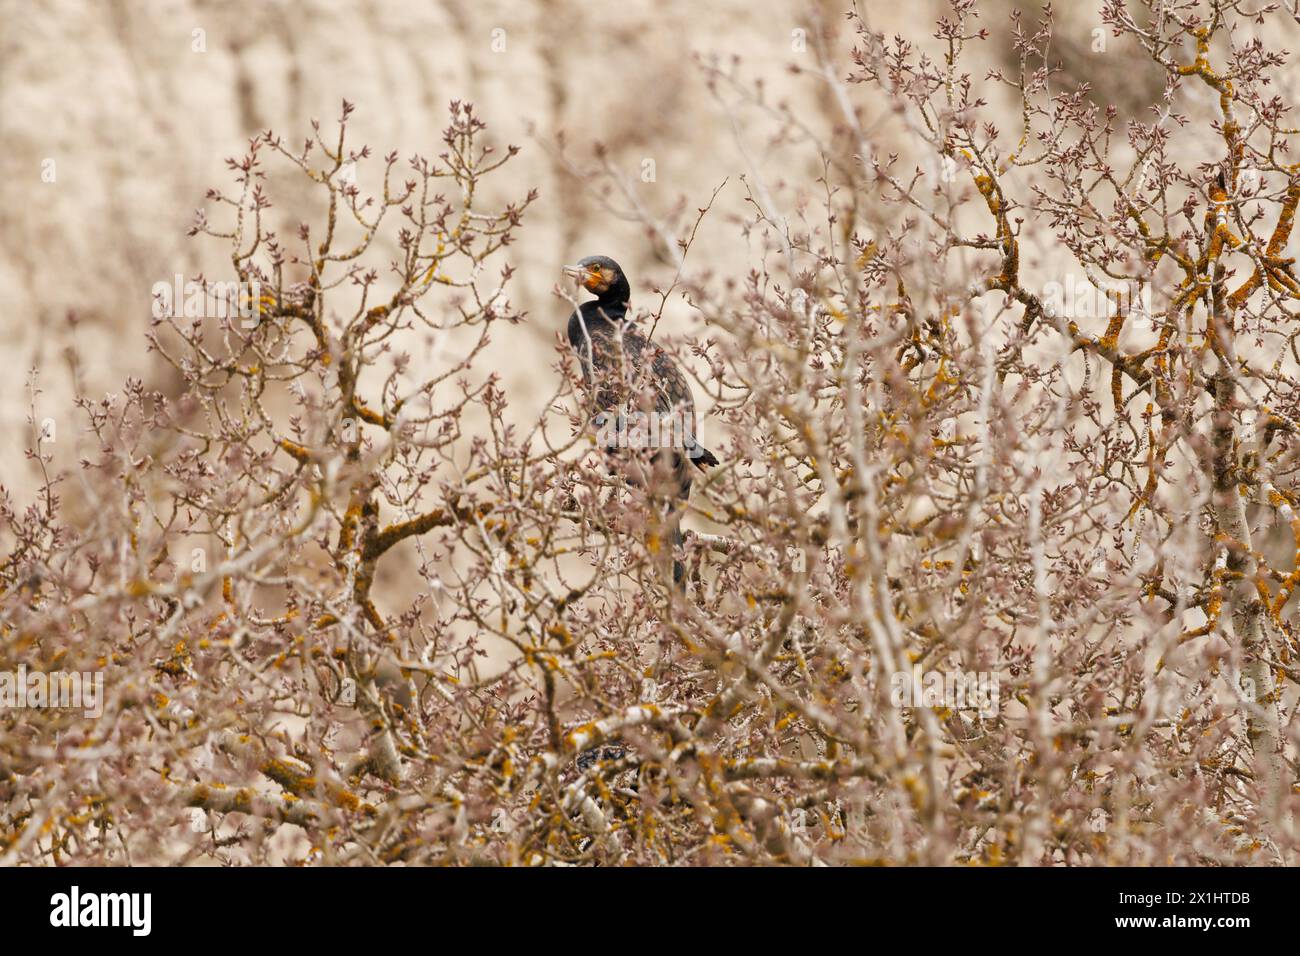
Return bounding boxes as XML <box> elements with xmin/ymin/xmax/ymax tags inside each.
<box><xmin>561</xmin><ymin>255</ymin><xmax>718</xmax><ymax>585</ymax></box>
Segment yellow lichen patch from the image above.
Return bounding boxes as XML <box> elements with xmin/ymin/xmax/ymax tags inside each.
<box><xmin>260</xmin><ymin>758</ymin><xmax>316</xmax><ymax>795</ymax></box>
<box><xmin>125</xmin><ymin>578</ymin><xmax>153</xmax><ymax>597</ymax></box>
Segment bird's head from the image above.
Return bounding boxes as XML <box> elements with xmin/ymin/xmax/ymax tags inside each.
<box><xmin>562</xmin><ymin>255</ymin><xmax>626</xmax><ymax>297</ymax></box>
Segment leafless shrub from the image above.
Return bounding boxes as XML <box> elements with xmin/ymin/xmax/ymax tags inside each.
<box><xmin>2</xmin><ymin>0</ymin><xmax>1297</xmax><ymax>865</ymax></box>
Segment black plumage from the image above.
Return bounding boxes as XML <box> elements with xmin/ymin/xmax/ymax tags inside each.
<box><xmin>574</xmin><ymin>742</ymin><xmax>627</xmax><ymax>773</ymax></box>
<box><xmin>562</xmin><ymin>255</ymin><xmax>717</xmax><ymax>584</ymax></box>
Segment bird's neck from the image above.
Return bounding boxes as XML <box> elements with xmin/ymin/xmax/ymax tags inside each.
<box><xmin>581</xmin><ymin>296</ymin><xmax>630</xmax><ymax>325</ymax></box>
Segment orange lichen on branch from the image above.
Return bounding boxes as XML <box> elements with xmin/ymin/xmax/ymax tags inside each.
<box><xmin>363</xmin><ymin>501</ymin><xmax>495</xmax><ymax>561</ymax></box>
<box><xmin>1228</xmin><ymin>176</ymin><xmax>1300</xmax><ymax>309</ymax></box>
<box><xmin>1173</xmin><ymin>547</ymin><xmax>1229</xmax><ymax>652</ymax></box>
<box><xmin>1175</xmin><ymin>29</ymin><xmax>1237</xmax><ymax>128</ymax></box>
<box><xmin>968</xmin><ymin>165</ymin><xmax>1020</xmax><ymax>290</ymax></box>
<box><xmin>352</xmin><ymin>399</ymin><xmax>388</xmax><ymax>427</ymax></box>
<box><xmin>1263</xmin><ymin>485</ymin><xmax>1300</xmax><ymax>622</ymax></box>
<box><xmin>278</xmin><ymin>438</ymin><xmax>312</xmax><ymax>463</ymax></box>
<box><xmin>1203</xmin><ymin>178</ymin><xmax>1242</xmax><ymax>271</ymax></box>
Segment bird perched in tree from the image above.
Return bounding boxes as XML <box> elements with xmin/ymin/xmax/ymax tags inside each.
<box><xmin>562</xmin><ymin>255</ymin><xmax>718</xmax><ymax>586</ymax></box>
<box><xmin>574</xmin><ymin>742</ymin><xmax>627</xmax><ymax>773</ymax></box>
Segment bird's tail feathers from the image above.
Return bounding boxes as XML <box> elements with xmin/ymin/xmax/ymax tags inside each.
<box><xmin>687</xmin><ymin>443</ymin><xmax>719</xmax><ymax>470</ymax></box>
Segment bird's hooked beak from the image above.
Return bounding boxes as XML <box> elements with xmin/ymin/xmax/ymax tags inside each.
<box><xmin>563</xmin><ymin>262</ymin><xmax>618</xmax><ymax>294</ymax></box>
<box><xmin>564</xmin><ymin>262</ymin><xmax>610</xmax><ymax>293</ymax></box>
